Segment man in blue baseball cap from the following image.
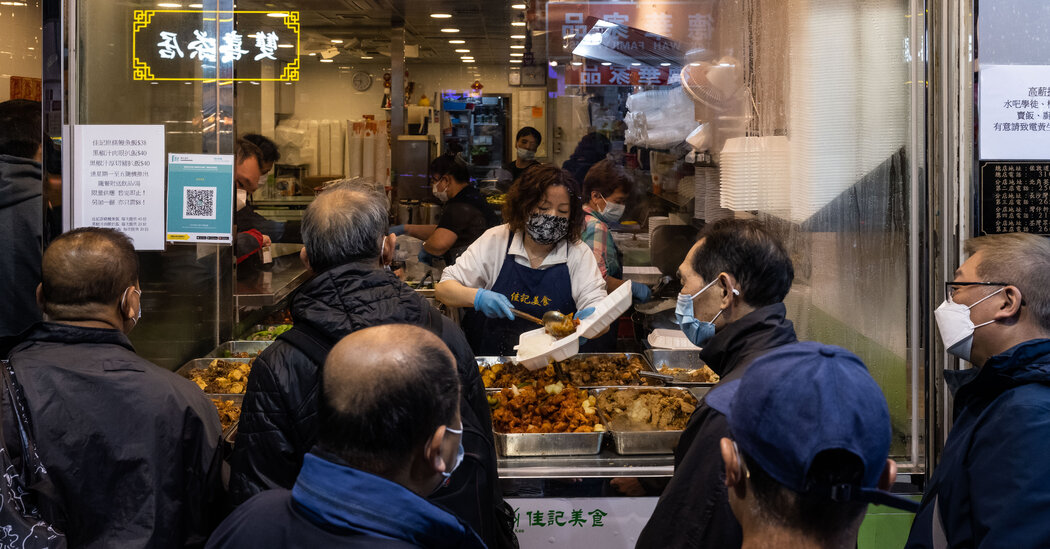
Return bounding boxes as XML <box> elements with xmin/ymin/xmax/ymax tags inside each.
<box><xmin>707</xmin><ymin>341</ymin><xmax>918</xmax><ymax>549</ymax></box>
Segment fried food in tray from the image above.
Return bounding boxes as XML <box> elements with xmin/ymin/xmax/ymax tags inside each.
<box><xmin>480</xmin><ymin>362</ymin><xmax>560</xmax><ymax>389</ymax></box>
<box><xmin>211</xmin><ymin>398</ymin><xmax>242</xmax><ymax>431</ymax></box>
<box><xmin>190</xmin><ymin>359</ymin><xmax>252</xmax><ymax>394</ymax></box>
<box><xmin>657</xmin><ymin>365</ymin><xmax>720</xmax><ymax>383</ymax></box>
<box><xmin>559</xmin><ymin>354</ymin><xmax>648</xmax><ymax>386</ymax></box>
<box><xmin>597</xmin><ymin>388</ymin><xmax>697</xmax><ymax>431</ymax></box>
<box><xmin>490</xmin><ymin>384</ymin><xmax>605</xmax><ymax>434</ymax></box>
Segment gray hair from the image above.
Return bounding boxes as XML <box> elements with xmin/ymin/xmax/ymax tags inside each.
<box><xmin>965</xmin><ymin>232</ymin><xmax>1050</xmax><ymax>331</ymax></box>
<box><xmin>302</xmin><ymin>187</ymin><xmax>389</xmax><ymax>272</ymax></box>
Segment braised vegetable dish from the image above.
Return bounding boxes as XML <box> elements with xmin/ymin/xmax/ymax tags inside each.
<box><xmin>490</xmin><ymin>384</ymin><xmax>604</xmax><ymax>434</ymax></box>
<box><xmin>657</xmin><ymin>365</ymin><xmax>720</xmax><ymax>383</ymax></box>
<box><xmin>597</xmin><ymin>388</ymin><xmax>697</xmax><ymax>431</ymax></box>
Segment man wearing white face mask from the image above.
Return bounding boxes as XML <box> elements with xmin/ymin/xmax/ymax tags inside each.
<box><xmin>233</xmin><ymin>139</ymin><xmax>301</xmax><ymax>265</ymax></box>
<box><xmin>906</xmin><ymin>232</ymin><xmax>1050</xmax><ymax>549</ymax></box>
<box><xmin>5</xmin><ymin>227</ymin><xmax>224</xmax><ymax>547</ymax></box>
<box><xmin>209</xmin><ymin>324</ymin><xmax>486</xmax><ymax>549</ymax></box>
<box><xmin>638</xmin><ymin>218</ymin><xmax>797</xmax><ymax>549</ymax></box>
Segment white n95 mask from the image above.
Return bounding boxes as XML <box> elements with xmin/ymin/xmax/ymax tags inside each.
<box><xmin>934</xmin><ymin>287</ymin><xmax>1004</xmax><ymax>361</ymax></box>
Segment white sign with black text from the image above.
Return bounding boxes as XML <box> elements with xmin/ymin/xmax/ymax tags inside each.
<box><xmin>72</xmin><ymin>125</ymin><xmax>166</xmax><ymax>250</ymax></box>
<box><xmin>980</xmin><ymin>64</ymin><xmax>1050</xmax><ymax>160</ymax></box>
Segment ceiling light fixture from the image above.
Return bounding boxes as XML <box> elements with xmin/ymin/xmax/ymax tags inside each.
<box><xmin>511</xmin><ymin>21</ymin><xmax>526</xmax><ymax>27</ymax></box>
<box><xmin>277</xmin><ymin>44</ymin><xmax>294</xmax><ymax>48</ymax></box>
<box><xmin>631</xmin><ymin>62</ymin><xmax>641</xmax><ymax>66</ymax></box>
<box><xmin>689</xmin><ymin>62</ymin><xmax>700</xmax><ymax>66</ymax></box>
<box><xmin>361</xmin><ymin>56</ymin><xmax>374</xmax><ymax>59</ymax></box>
<box><xmin>549</xmin><ymin>60</ymin><xmax>558</xmax><ymax>67</ymax></box>
<box><xmin>308</xmin><ymin>52</ymin><xmax>317</xmax><ymax>56</ymax></box>
<box><xmin>571</xmin><ymin>61</ymin><xmax>582</xmax><ymax>66</ymax></box>
<box><xmin>462</xmin><ymin>59</ymin><xmax>474</xmax><ymax>63</ymax></box>
<box><xmin>511</xmin><ymin>3</ymin><xmax>526</xmax><ymax>8</ymax></box>
<box><xmin>461</xmin><ymin>56</ymin><xmax>474</xmax><ymax>60</ymax></box>
<box><xmin>449</xmin><ymin>39</ymin><xmax>466</xmax><ymax>44</ymax></box>
<box><xmin>510</xmin><ymin>45</ymin><xmax>524</xmax><ymax>49</ymax></box>
<box><xmin>511</xmin><ymin>34</ymin><xmax>526</xmax><ymax>39</ymax></box>
<box><xmin>660</xmin><ymin>62</ymin><xmax>671</xmax><ymax>66</ymax></box>
<box><xmin>510</xmin><ymin>53</ymin><xmax>523</xmax><ymax>57</ymax></box>
<box><xmin>455</xmin><ymin>49</ymin><xmax>470</xmax><ymax>53</ymax></box>
<box><xmin>601</xmin><ymin>62</ymin><xmax>611</xmax><ymax>66</ymax></box>
<box><xmin>441</xmin><ymin>28</ymin><xmax>460</xmax><ymax>33</ymax></box>
<box><xmin>265</xmin><ymin>11</ymin><xmax>287</xmax><ymax>17</ymax></box>
<box><xmin>189</xmin><ymin>3</ymin><xmax>204</xmax><ymax>7</ymax></box>
<box><xmin>510</xmin><ymin>59</ymin><xmax>523</xmax><ymax>63</ymax></box>
<box><xmin>157</xmin><ymin>2</ymin><xmax>181</xmax><ymax>7</ymax></box>
<box><xmin>320</xmin><ymin>59</ymin><xmax>334</xmax><ymax>63</ymax></box>
<box><xmin>430</xmin><ymin>13</ymin><xmax>452</xmax><ymax>18</ymax></box>
<box><xmin>331</xmin><ymin>39</ymin><xmax>343</xmax><ymax>44</ymax></box>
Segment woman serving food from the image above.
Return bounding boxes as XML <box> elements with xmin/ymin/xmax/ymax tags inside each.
<box><xmin>436</xmin><ymin>165</ymin><xmax>607</xmax><ymax>355</ymax></box>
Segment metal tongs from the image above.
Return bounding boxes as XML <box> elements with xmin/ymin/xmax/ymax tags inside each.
<box><xmin>638</xmin><ymin>370</ymin><xmax>675</xmax><ymax>385</ymax></box>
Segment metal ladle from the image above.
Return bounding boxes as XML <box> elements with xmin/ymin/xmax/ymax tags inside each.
<box><xmin>511</xmin><ymin>309</ymin><xmax>577</xmax><ymax>337</ymax></box>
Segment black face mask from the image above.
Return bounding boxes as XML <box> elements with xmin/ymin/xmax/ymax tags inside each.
<box><xmin>526</xmin><ymin>213</ymin><xmax>569</xmax><ymax>245</ymax></box>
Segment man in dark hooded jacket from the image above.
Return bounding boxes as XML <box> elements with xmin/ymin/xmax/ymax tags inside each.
<box><xmin>636</xmin><ymin>219</ymin><xmax>797</xmax><ymax>549</ymax></box>
<box><xmin>906</xmin><ymin>232</ymin><xmax>1050</xmax><ymax>548</ymax></box>
<box><xmin>0</xmin><ymin>99</ymin><xmax>44</xmax><ymax>348</ymax></box>
<box><xmin>229</xmin><ymin>185</ymin><xmax>510</xmax><ymax>548</ymax></box>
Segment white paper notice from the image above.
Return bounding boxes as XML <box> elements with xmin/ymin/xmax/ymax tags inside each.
<box><xmin>979</xmin><ymin>64</ymin><xmax>1050</xmax><ymax>160</ymax></box>
<box><xmin>73</xmin><ymin>125</ymin><xmax>166</xmax><ymax>250</ymax></box>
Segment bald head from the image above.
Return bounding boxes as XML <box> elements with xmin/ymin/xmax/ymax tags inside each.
<box><xmin>301</xmin><ymin>187</ymin><xmax>389</xmax><ymax>272</ymax></box>
<box><xmin>41</xmin><ymin>227</ymin><xmax>139</xmax><ymax>318</ymax></box>
<box><xmin>318</xmin><ymin>324</ymin><xmax>461</xmax><ymax>476</ymax></box>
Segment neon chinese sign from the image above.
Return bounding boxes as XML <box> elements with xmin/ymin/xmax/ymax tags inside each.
<box><xmin>132</xmin><ymin>10</ymin><xmax>300</xmax><ymax>82</ymax></box>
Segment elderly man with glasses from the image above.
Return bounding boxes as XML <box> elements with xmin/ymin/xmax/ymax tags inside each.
<box><xmin>907</xmin><ymin>232</ymin><xmax>1050</xmax><ymax>548</ymax></box>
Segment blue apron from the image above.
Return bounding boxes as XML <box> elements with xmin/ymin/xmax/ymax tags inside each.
<box><xmin>464</xmin><ymin>233</ymin><xmax>577</xmax><ymax>356</ymax></box>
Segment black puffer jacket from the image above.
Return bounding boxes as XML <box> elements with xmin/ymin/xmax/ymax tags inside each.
<box><xmin>228</xmin><ymin>262</ymin><xmax>503</xmax><ymax>547</ymax></box>
<box><xmin>636</xmin><ymin>304</ymin><xmax>798</xmax><ymax>549</ymax></box>
<box><xmin>0</xmin><ymin>155</ymin><xmax>44</xmax><ymax>343</ymax></box>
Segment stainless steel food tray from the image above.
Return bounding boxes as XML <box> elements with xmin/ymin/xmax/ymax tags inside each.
<box><xmin>494</xmin><ymin>431</ymin><xmax>604</xmax><ymax>457</ymax></box>
<box><xmin>206</xmin><ymin>341</ymin><xmax>273</xmax><ymax>358</ymax></box>
<box><xmin>557</xmin><ymin>353</ymin><xmax>658</xmax><ymax>388</ymax></box>
<box><xmin>591</xmin><ymin>387</ymin><xmax>697</xmax><ymax>455</ymax></box>
<box><xmin>643</xmin><ymin>349</ymin><xmax>718</xmax><ymax>387</ymax></box>
<box><xmin>176</xmin><ymin>358</ymin><xmax>253</xmax><ymax>396</ymax></box>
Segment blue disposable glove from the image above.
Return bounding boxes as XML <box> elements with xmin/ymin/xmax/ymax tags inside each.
<box><xmin>576</xmin><ymin>307</ymin><xmax>596</xmax><ymax>320</ymax></box>
<box><xmin>390</xmin><ymin>225</ymin><xmax>406</xmax><ymax>236</ymax></box>
<box><xmin>418</xmin><ymin>249</ymin><xmax>437</xmax><ymax>265</ymax></box>
<box><xmin>474</xmin><ymin>289</ymin><xmax>514</xmax><ymax>320</ymax></box>
<box><xmin>631</xmin><ymin>281</ymin><xmax>652</xmax><ymax>303</ymax></box>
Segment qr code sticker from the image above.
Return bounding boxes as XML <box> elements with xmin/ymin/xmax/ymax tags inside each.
<box><xmin>183</xmin><ymin>186</ymin><xmax>217</xmax><ymax>220</ymax></box>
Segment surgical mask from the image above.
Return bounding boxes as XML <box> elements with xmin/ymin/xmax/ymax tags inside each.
<box><xmin>599</xmin><ymin>194</ymin><xmax>626</xmax><ymax>223</ymax></box>
<box><xmin>934</xmin><ymin>287</ymin><xmax>1004</xmax><ymax>361</ymax></box>
<box><xmin>121</xmin><ymin>287</ymin><xmax>143</xmax><ymax>327</ymax></box>
<box><xmin>516</xmin><ymin>147</ymin><xmax>536</xmax><ymax>162</ymax></box>
<box><xmin>526</xmin><ymin>213</ymin><xmax>569</xmax><ymax>245</ymax></box>
<box><xmin>675</xmin><ymin>279</ymin><xmax>738</xmax><ymax>346</ymax></box>
<box><xmin>236</xmin><ymin>188</ymin><xmax>248</xmax><ymax>211</ymax></box>
<box><xmin>432</xmin><ymin>177</ymin><xmax>449</xmax><ymax>203</ymax></box>
<box><xmin>432</xmin><ymin>426</ymin><xmax>465</xmax><ymax>494</ymax></box>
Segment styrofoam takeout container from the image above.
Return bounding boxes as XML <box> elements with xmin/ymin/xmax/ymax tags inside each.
<box><xmin>513</xmin><ymin>327</ymin><xmax>580</xmax><ymax>371</ymax></box>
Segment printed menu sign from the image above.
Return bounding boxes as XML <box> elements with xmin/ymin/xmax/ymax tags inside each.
<box><xmin>166</xmin><ymin>154</ymin><xmax>234</xmax><ymax>244</ymax></box>
<box><xmin>979</xmin><ymin>64</ymin><xmax>1050</xmax><ymax>160</ymax></box>
<box><xmin>978</xmin><ymin>161</ymin><xmax>1050</xmax><ymax>235</ymax></box>
<box><xmin>72</xmin><ymin>125</ymin><xmax>166</xmax><ymax>251</ymax></box>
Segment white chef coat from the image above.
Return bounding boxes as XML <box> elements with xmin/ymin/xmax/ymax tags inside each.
<box><xmin>440</xmin><ymin>224</ymin><xmax>608</xmax><ymax>310</ymax></box>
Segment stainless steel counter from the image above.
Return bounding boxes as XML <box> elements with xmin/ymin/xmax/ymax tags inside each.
<box><xmin>235</xmin><ymin>252</ymin><xmax>312</xmax><ymax>307</ymax></box>
<box><xmin>498</xmin><ymin>450</ymin><xmax>674</xmax><ymax>479</ymax></box>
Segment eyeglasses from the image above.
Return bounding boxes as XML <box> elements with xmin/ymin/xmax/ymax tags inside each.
<box><xmin>945</xmin><ymin>281</ymin><xmax>1011</xmax><ymax>302</ymax></box>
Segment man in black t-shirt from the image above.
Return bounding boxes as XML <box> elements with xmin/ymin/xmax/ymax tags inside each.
<box><xmin>392</xmin><ymin>153</ymin><xmax>497</xmax><ymax>265</ymax></box>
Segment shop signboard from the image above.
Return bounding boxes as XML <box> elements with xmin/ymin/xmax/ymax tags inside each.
<box><xmin>547</xmin><ymin>1</ymin><xmax>716</xmax><ymax>59</ymax></box>
<box><xmin>505</xmin><ymin>497</ymin><xmax>658</xmax><ymax>548</ymax></box>
<box><xmin>131</xmin><ymin>10</ymin><xmax>300</xmax><ymax>82</ymax></box>
<box><xmin>563</xmin><ymin>64</ymin><xmax>672</xmax><ymax>87</ymax></box>
<box><xmin>977</xmin><ymin>65</ymin><xmax>1050</xmax><ymax>235</ymax></box>
<box><xmin>165</xmin><ymin>154</ymin><xmax>234</xmax><ymax>244</ymax></box>
<box><xmin>72</xmin><ymin>125</ymin><xmax>166</xmax><ymax>251</ymax></box>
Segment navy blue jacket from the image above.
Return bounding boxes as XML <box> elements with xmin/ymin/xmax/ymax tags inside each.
<box><xmin>208</xmin><ymin>451</ymin><xmax>486</xmax><ymax>549</ymax></box>
<box><xmin>907</xmin><ymin>339</ymin><xmax>1050</xmax><ymax>549</ymax></box>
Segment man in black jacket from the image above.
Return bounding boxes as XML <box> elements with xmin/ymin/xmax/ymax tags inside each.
<box><xmin>636</xmin><ymin>218</ymin><xmax>797</xmax><ymax>549</ymax></box>
<box><xmin>5</xmin><ymin>227</ymin><xmax>224</xmax><ymax>548</ymax></box>
<box><xmin>208</xmin><ymin>324</ymin><xmax>486</xmax><ymax>549</ymax></box>
<box><xmin>0</xmin><ymin>99</ymin><xmax>44</xmax><ymax>349</ymax></box>
<box><xmin>229</xmin><ymin>185</ymin><xmax>509</xmax><ymax>548</ymax></box>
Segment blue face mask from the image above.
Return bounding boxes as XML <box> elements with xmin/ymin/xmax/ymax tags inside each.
<box><xmin>675</xmin><ymin>278</ymin><xmax>737</xmax><ymax>346</ymax></box>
